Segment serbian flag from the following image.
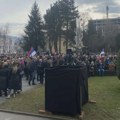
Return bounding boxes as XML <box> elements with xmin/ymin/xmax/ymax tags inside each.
<box><xmin>100</xmin><ymin>48</ymin><xmax>105</xmax><ymax>62</ymax></box>
<box><xmin>99</xmin><ymin>49</ymin><xmax>105</xmax><ymax>62</ymax></box>
<box><xmin>27</xmin><ymin>47</ymin><xmax>33</xmax><ymax>57</ymax></box>
<box><xmin>100</xmin><ymin>48</ymin><xmax>105</xmax><ymax>57</ymax></box>
<box><xmin>27</xmin><ymin>47</ymin><xmax>36</xmax><ymax>57</ymax></box>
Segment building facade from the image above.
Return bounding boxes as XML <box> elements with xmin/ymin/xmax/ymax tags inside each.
<box><xmin>91</xmin><ymin>17</ymin><xmax>120</xmax><ymax>34</ymax></box>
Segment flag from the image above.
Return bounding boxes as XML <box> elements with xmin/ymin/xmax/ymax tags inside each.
<box><xmin>27</xmin><ymin>47</ymin><xmax>36</xmax><ymax>57</ymax></box>
<box><xmin>27</xmin><ymin>47</ymin><xmax>33</xmax><ymax>57</ymax></box>
<box><xmin>100</xmin><ymin>48</ymin><xmax>105</xmax><ymax>57</ymax></box>
<box><xmin>30</xmin><ymin>49</ymin><xmax>36</xmax><ymax>57</ymax></box>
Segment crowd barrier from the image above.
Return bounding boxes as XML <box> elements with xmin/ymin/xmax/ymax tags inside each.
<box><xmin>45</xmin><ymin>66</ymin><xmax>89</xmax><ymax>115</ymax></box>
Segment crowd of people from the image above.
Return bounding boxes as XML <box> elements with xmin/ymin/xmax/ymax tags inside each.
<box><xmin>86</xmin><ymin>54</ymin><xmax>117</xmax><ymax>76</ymax></box>
<box><xmin>0</xmin><ymin>52</ymin><xmax>117</xmax><ymax>99</ymax></box>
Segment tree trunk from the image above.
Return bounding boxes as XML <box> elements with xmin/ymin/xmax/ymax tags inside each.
<box><xmin>66</xmin><ymin>20</ymin><xmax>69</xmax><ymax>52</ymax></box>
<box><xmin>49</xmin><ymin>39</ymin><xmax>52</xmax><ymax>53</ymax></box>
<box><xmin>66</xmin><ymin>37</ymin><xmax>68</xmax><ymax>52</ymax></box>
<box><xmin>58</xmin><ymin>36</ymin><xmax>61</xmax><ymax>53</ymax></box>
<box><xmin>54</xmin><ymin>40</ymin><xmax>58</xmax><ymax>52</ymax></box>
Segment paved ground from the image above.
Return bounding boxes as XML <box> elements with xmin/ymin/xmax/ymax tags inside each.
<box><xmin>0</xmin><ymin>78</ymin><xmax>53</xmax><ymax>120</ymax></box>
<box><xmin>0</xmin><ymin>77</ymin><xmax>71</xmax><ymax>120</ymax></box>
<box><xmin>0</xmin><ymin>77</ymin><xmax>40</xmax><ymax>104</ymax></box>
<box><xmin>0</xmin><ymin>111</ymin><xmax>52</xmax><ymax>120</ymax></box>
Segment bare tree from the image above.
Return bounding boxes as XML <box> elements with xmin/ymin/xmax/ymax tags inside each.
<box><xmin>76</xmin><ymin>12</ymin><xmax>90</xmax><ymax>50</ymax></box>
<box><xmin>1</xmin><ymin>24</ymin><xmax>9</xmax><ymax>54</ymax></box>
<box><xmin>80</xmin><ymin>12</ymin><xmax>90</xmax><ymax>31</ymax></box>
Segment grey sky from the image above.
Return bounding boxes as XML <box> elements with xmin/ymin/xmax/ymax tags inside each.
<box><xmin>0</xmin><ymin>0</ymin><xmax>57</xmax><ymax>23</ymax></box>
<box><xmin>0</xmin><ymin>0</ymin><xmax>120</xmax><ymax>36</ymax></box>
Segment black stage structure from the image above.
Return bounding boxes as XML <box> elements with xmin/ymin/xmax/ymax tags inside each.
<box><xmin>45</xmin><ymin>66</ymin><xmax>89</xmax><ymax>116</ymax></box>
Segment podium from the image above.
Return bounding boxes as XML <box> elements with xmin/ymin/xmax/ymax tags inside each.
<box><xmin>45</xmin><ymin>66</ymin><xmax>88</xmax><ymax>115</ymax></box>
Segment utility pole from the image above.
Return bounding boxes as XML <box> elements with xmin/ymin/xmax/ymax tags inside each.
<box><xmin>106</xmin><ymin>5</ymin><xmax>109</xmax><ymax>19</ymax></box>
<box><xmin>106</xmin><ymin>4</ymin><xmax>110</xmax><ymax>52</ymax></box>
<box><xmin>103</xmin><ymin>3</ymin><xmax>109</xmax><ymax>52</ymax></box>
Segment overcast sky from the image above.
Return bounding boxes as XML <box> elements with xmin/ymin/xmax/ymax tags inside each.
<box><xmin>0</xmin><ymin>0</ymin><xmax>120</xmax><ymax>36</ymax></box>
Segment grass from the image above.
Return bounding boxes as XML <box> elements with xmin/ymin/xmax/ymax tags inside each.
<box><xmin>0</xmin><ymin>85</ymin><xmax>45</xmax><ymax>113</ymax></box>
<box><xmin>83</xmin><ymin>76</ymin><xmax>120</xmax><ymax>120</ymax></box>
<box><xmin>0</xmin><ymin>76</ymin><xmax>120</xmax><ymax>120</ymax></box>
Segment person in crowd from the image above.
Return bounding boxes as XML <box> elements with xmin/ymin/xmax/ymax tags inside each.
<box><xmin>89</xmin><ymin>61</ymin><xmax>95</xmax><ymax>76</ymax></box>
<box><xmin>64</xmin><ymin>50</ymin><xmax>75</xmax><ymax>66</ymax></box>
<box><xmin>97</xmin><ymin>61</ymin><xmax>105</xmax><ymax>76</ymax></box>
<box><xmin>39</xmin><ymin>56</ymin><xmax>50</xmax><ymax>84</ymax></box>
<box><xmin>7</xmin><ymin>61</ymin><xmax>22</xmax><ymax>98</ymax></box>
<box><xmin>17</xmin><ymin>62</ymin><xmax>24</xmax><ymax>92</ymax></box>
<box><xmin>0</xmin><ymin>61</ymin><xmax>3</xmax><ymax>96</ymax></box>
<box><xmin>37</xmin><ymin>57</ymin><xmax>44</xmax><ymax>84</ymax></box>
<box><xmin>2</xmin><ymin>61</ymin><xmax>10</xmax><ymax>97</ymax></box>
<box><xmin>28</xmin><ymin>57</ymin><xmax>36</xmax><ymax>85</ymax></box>
<box><xmin>24</xmin><ymin>57</ymin><xmax>30</xmax><ymax>80</ymax></box>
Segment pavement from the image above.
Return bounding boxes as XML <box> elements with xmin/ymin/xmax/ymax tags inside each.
<box><xmin>0</xmin><ymin>77</ymin><xmax>40</xmax><ymax>104</ymax></box>
<box><xmin>0</xmin><ymin>78</ymin><xmax>54</xmax><ymax>120</ymax></box>
<box><xmin>0</xmin><ymin>77</ymin><xmax>73</xmax><ymax>120</ymax></box>
<box><xmin>0</xmin><ymin>111</ymin><xmax>53</xmax><ymax>120</ymax></box>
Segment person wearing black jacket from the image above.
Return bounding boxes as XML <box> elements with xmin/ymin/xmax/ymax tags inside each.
<box><xmin>7</xmin><ymin>62</ymin><xmax>22</xmax><ymax>98</ymax></box>
<box><xmin>0</xmin><ymin>62</ymin><xmax>10</xmax><ymax>97</ymax></box>
<box><xmin>28</xmin><ymin>58</ymin><xmax>36</xmax><ymax>85</ymax></box>
<box><xmin>39</xmin><ymin>57</ymin><xmax>50</xmax><ymax>84</ymax></box>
